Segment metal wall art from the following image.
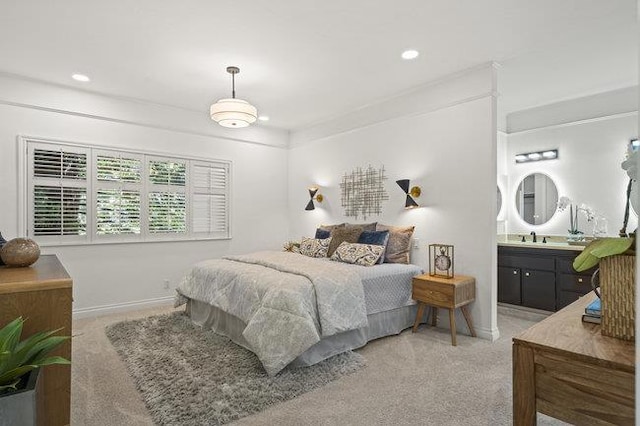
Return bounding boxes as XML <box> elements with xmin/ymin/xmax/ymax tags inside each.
<box><xmin>340</xmin><ymin>165</ymin><xmax>389</xmax><ymax>219</ymax></box>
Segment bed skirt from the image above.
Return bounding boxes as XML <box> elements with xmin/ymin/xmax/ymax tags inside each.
<box><xmin>186</xmin><ymin>299</ymin><xmax>420</xmax><ymax>368</ymax></box>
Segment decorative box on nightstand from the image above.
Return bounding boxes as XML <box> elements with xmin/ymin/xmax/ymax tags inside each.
<box><xmin>411</xmin><ymin>274</ymin><xmax>476</xmax><ymax>346</ymax></box>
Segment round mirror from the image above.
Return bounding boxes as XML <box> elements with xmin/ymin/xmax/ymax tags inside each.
<box><xmin>497</xmin><ymin>186</ymin><xmax>503</xmax><ymax>218</ymax></box>
<box><xmin>515</xmin><ymin>173</ymin><xmax>558</xmax><ymax>225</ymax></box>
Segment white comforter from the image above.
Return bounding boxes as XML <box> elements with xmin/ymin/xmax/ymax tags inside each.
<box><xmin>176</xmin><ymin>251</ymin><xmax>368</xmax><ymax>375</ymax></box>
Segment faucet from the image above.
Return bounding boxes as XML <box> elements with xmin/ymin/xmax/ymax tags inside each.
<box><xmin>530</xmin><ymin>231</ymin><xmax>537</xmax><ymax>243</ymax></box>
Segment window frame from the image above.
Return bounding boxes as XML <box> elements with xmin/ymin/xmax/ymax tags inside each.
<box><xmin>18</xmin><ymin>136</ymin><xmax>232</xmax><ymax>246</ymax></box>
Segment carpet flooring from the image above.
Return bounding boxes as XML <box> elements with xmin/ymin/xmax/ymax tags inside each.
<box><xmin>72</xmin><ymin>305</ymin><xmax>566</xmax><ymax>425</ymax></box>
<box><xmin>105</xmin><ymin>312</ymin><xmax>366</xmax><ymax>425</ymax></box>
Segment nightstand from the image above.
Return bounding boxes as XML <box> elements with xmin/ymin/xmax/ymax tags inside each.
<box><xmin>411</xmin><ymin>274</ymin><xmax>476</xmax><ymax>346</ymax></box>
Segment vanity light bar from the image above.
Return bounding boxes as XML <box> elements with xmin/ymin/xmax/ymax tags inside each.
<box><xmin>630</xmin><ymin>139</ymin><xmax>639</xmax><ymax>152</ymax></box>
<box><xmin>515</xmin><ymin>149</ymin><xmax>558</xmax><ymax>163</ymax></box>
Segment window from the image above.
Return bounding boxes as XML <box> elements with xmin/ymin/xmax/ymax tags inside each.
<box><xmin>23</xmin><ymin>138</ymin><xmax>231</xmax><ymax>245</ymax></box>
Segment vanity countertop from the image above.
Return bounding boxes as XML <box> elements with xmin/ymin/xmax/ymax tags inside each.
<box><xmin>497</xmin><ymin>234</ymin><xmax>588</xmax><ymax>251</ymax></box>
<box><xmin>497</xmin><ymin>240</ymin><xmax>585</xmax><ymax>252</ymax></box>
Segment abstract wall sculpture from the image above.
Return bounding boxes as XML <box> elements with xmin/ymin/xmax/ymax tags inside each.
<box><xmin>340</xmin><ymin>165</ymin><xmax>389</xmax><ymax>219</ymax></box>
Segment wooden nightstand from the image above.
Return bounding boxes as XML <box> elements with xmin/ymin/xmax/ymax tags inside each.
<box><xmin>411</xmin><ymin>274</ymin><xmax>476</xmax><ymax>346</ymax></box>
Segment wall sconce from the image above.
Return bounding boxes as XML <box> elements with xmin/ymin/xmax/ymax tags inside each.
<box><xmin>396</xmin><ymin>179</ymin><xmax>421</xmax><ymax>209</ymax></box>
<box><xmin>515</xmin><ymin>149</ymin><xmax>558</xmax><ymax>163</ymax></box>
<box><xmin>304</xmin><ymin>187</ymin><xmax>324</xmax><ymax>211</ymax></box>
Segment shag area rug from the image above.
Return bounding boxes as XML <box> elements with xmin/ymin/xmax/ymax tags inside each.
<box><xmin>105</xmin><ymin>312</ymin><xmax>366</xmax><ymax>426</ymax></box>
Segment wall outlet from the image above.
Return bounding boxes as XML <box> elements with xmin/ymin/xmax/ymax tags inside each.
<box><xmin>413</xmin><ymin>238</ymin><xmax>420</xmax><ymax>249</ymax></box>
<box><xmin>163</xmin><ymin>279</ymin><xmax>170</xmax><ymax>289</ymax></box>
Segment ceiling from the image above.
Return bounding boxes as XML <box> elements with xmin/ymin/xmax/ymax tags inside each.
<box><xmin>0</xmin><ymin>1</ymin><xmax>636</xmax><ymax>131</ymax></box>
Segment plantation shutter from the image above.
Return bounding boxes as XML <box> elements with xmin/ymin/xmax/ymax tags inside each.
<box><xmin>191</xmin><ymin>162</ymin><xmax>230</xmax><ymax>238</ymax></box>
<box><xmin>94</xmin><ymin>151</ymin><xmax>143</xmax><ymax>239</ymax></box>
<box><xmin>23</xmin><ymin>138</ymin><xmax>231</xmax><ymax>244</ymax></box>
<box><xmin>28</xmin><ymin>143</ymin><xmax>90</xmax><ymax>243</ymax></box>
<box><xmin>147</xmin><ymin>158</ymin><xmax>187</xmax><ymax>235</ymax></box>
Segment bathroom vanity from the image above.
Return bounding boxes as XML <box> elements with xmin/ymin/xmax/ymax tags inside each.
<box><xmin>498</xmin><ymin>242</ymin><xmax>595</xmax><ymax>312</ymax></box>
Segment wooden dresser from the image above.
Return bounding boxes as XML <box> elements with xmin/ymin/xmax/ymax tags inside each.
<box><xmin>0</xmin><ymin>255</ymin><xmax>72</xmax><ymax>426</ymax></box>
<box><xmin>513</xmin><ymin>292</ymin><xmax>635</xmax><ymax>425</ymax></box>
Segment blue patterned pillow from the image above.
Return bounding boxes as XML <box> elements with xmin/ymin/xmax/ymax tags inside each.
<box><xmin>330</xmin><ymin>242</ymin><xmax>385</xmax><ymax>267</ymax></box>
<box><xmin>315</xmin><ymin>228</ymin><xmax>331</xmax><ymax>239</ymax></box>
<box><xmin>357</xmin><ymin>230</ymin><xmax>389</xmax><ymax>264</ymax></box>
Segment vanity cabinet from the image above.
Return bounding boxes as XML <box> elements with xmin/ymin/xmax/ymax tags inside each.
<box><xmin>498</xmin><ymin>245</ymin><xmax>593</xmax><ymax>312</ymax></box>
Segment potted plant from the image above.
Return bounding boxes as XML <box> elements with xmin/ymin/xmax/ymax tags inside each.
<box><xmin>0</xmin><ymin>317</ymin><xmax>70</xmax><ymax>426</ymax></box>
<box><xmin>573</xmin><ymin>237</ymin><xmax>635</xmax><ymax>340</ymax></box>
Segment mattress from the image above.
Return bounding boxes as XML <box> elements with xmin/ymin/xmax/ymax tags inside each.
<box><xmin>356</xmin><ymin>263</ymin><xmax>424</xmax><ymax>314</ymax></box>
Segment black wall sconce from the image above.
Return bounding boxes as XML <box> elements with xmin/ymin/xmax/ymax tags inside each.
<box><xmin>305</xmin><ymin>187</ymin><xmax>324</xmax><ymax>211</ymax></box>
<box><xmin>396</xmin><ymin>179</ymin><xmax>421</xmax><ymax>209</ymax></box>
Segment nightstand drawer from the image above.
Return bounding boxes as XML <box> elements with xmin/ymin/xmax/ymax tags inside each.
<box><xmin>412</xmin><ymin>280</ymin><xmax>454</xmax><ymax>307</ymax></box>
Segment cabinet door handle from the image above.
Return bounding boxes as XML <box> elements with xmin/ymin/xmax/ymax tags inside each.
<box><xmin>525</xmin><ymin>272</ymin><xmax>530</xmax><ymax>277</ymax></box>
<box><xmin>513</xmin><ymin>270</ymin><xmax>518</xmax><ymax>275</ymax></box>
<box><xmin>578</xmin><ymin>278</ymin><xmax>583</xmax><ymax>283</ymax></box>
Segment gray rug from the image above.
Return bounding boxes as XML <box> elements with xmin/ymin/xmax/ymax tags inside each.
<box><xmin>105</xmin><ymin>312</ymin><xmax>366</xmax><ymax>426</ymax></box>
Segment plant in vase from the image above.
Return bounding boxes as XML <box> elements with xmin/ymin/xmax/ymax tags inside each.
<box><xmin>557</xmin><ymin>196</ymin><xmax>595</xmax><ymax>241</ymax></box>
<box><xmin>573</xmin><ymin>236</ymin><xmax>635</xmax><ymax>340</ymax></box>
<box><xmin>619</xmin><ymin>147</ymin><xmax>638</xmax><ymax>237</ymax></box>
<box><xmin>0</xmin><ymin>317</ymin><xmax>70</xmax><ymax>425</ymax></box>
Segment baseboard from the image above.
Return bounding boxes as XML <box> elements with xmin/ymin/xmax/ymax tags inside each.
<box><xmin>73</xmin><ymin>295</ymin><xmax>175</xmax><ymax>320</ymax></box>
<box><xmin>475</xmin><ymin>326</ymin><xmax>500</xmax><ymax>342</ymax></box>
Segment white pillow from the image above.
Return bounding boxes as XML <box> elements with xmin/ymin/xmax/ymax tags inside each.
<box><xmin>299</xmin><ymin>237</ymin><xmax>332</xmax><ymax>258</ymax></box>
<box><xmin>330</xmin><ymin>242</ymin><xmax>385</xmax><ymax>266</ymax></box>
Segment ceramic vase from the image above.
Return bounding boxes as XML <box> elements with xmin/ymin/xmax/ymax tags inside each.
<box><xmin>0</xmin><ymin>238</ymin><xmax>41</xmax><ymax>267</ymax></box>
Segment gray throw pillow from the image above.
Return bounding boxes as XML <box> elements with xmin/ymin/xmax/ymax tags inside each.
<box><xmin>376</xmin><ymin>224</ymin><xmax>415</xmax><ymax>264</ymax></box>
<box><xmin>346</xmin><ymin>222</ymin><xmax>377</xmax><ymax>232</ymax></box>
<box><xmin>327</xmin><ymin>227</ymin><xmax>363</xmax><ymax>257</ymax></box>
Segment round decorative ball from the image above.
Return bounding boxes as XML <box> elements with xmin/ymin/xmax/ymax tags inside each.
<box><xmin>0</xmin><ymin>238</ymin><xmax>41</xmax><ymax>267</ymax></box>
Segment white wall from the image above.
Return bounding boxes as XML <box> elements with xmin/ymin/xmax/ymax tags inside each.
<box><xmin>0</xmin><ymin>77</ymin><xmax>289</xmax><ymax>316</ymax></box>
<box><xmin>288</xmin><ymin>64</ymin><xmax>499</xmax><ymax>340</ymax></box>
<box><xmin>505</xmin><ymin>113</ymin><xmax>638</xmax><ymax>237</ymax></box>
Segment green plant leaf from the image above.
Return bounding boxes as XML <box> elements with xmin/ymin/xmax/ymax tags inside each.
<box><xmin>590</xmin><ymin>238</ymin><xmax>634</xmax><ymax>258</ymax></box>
<box><xmin>0</xmin><ymin>379</ymin><xmax>20</xmax><ymax>393</ymax></box>
<box><xmin>0</xmin><ymin>318</ymin><xmax>23</xmax><ymax>345</ymax></box>
<box><xmin>5</xmin><ymin>335</ymin><xmax>69</xmax><ymax>374</ymax></box>
<box><xmin>573</xmin><ymin>238</ymin><xmax>635</xmax><ymax>272</ymax></box>
<box><xmin>0</xmin><ymin>318</ymin><xmax>24</xmax><ymax>353</ymax></box>
<box><xmin>0</xmin><ymin>317</ymin><xmax>70</xmax><ymax>391</ymax></box>
<box><xmin>0</xmin><ymin>365</ymin><xmax>36</xmax><ymax>386</ymax></box>
<box><xmin>30</xmin><ymin>356</ymin><xmax>70</xmax><ymax>367</ymax></box>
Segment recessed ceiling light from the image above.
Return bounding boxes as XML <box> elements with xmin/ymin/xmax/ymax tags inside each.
<box><xmin>72</xmin><ymin>73</ymin><xmax>90</xmax><ymax>82</ymax></box>
<box><xmin>258</xmin><ymin>116</ymin><xmax>270</xmax><ymax>122</ymax></box>
<box><xmin>401</xmin><ymin>50</ymin><xmax>419</xmax><ymax>60</ymax></box>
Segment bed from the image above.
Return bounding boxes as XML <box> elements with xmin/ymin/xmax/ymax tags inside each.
<box><xmin>176</xmin><ymin>250</ymin><xmax>423</xmax><ymax>375</ymax></box>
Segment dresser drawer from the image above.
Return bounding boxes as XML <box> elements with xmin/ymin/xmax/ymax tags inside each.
<box><xmin>498</xmin><ymin>255</ymin><xmax>555</xmax><ymax>272</ymax></box>
<box><xmin>412</xmin><ymin>279</ymin><xmax>454</xmax><ymax>307</ymax></box>
<box><xmin>557</xmin><ymin>257</ymin><xmax>597</xmax><ymax>275</ymax></box>
<box><xmin>558</xmin><ymin>273</ymin><xmax>592</xmax><ymax>293</ymax></box>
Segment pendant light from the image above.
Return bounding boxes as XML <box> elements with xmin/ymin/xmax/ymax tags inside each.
<box><xmin>210</xmin><ymin>66</ymin><xmax>258</xmax><ymax>128</ymax></box>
